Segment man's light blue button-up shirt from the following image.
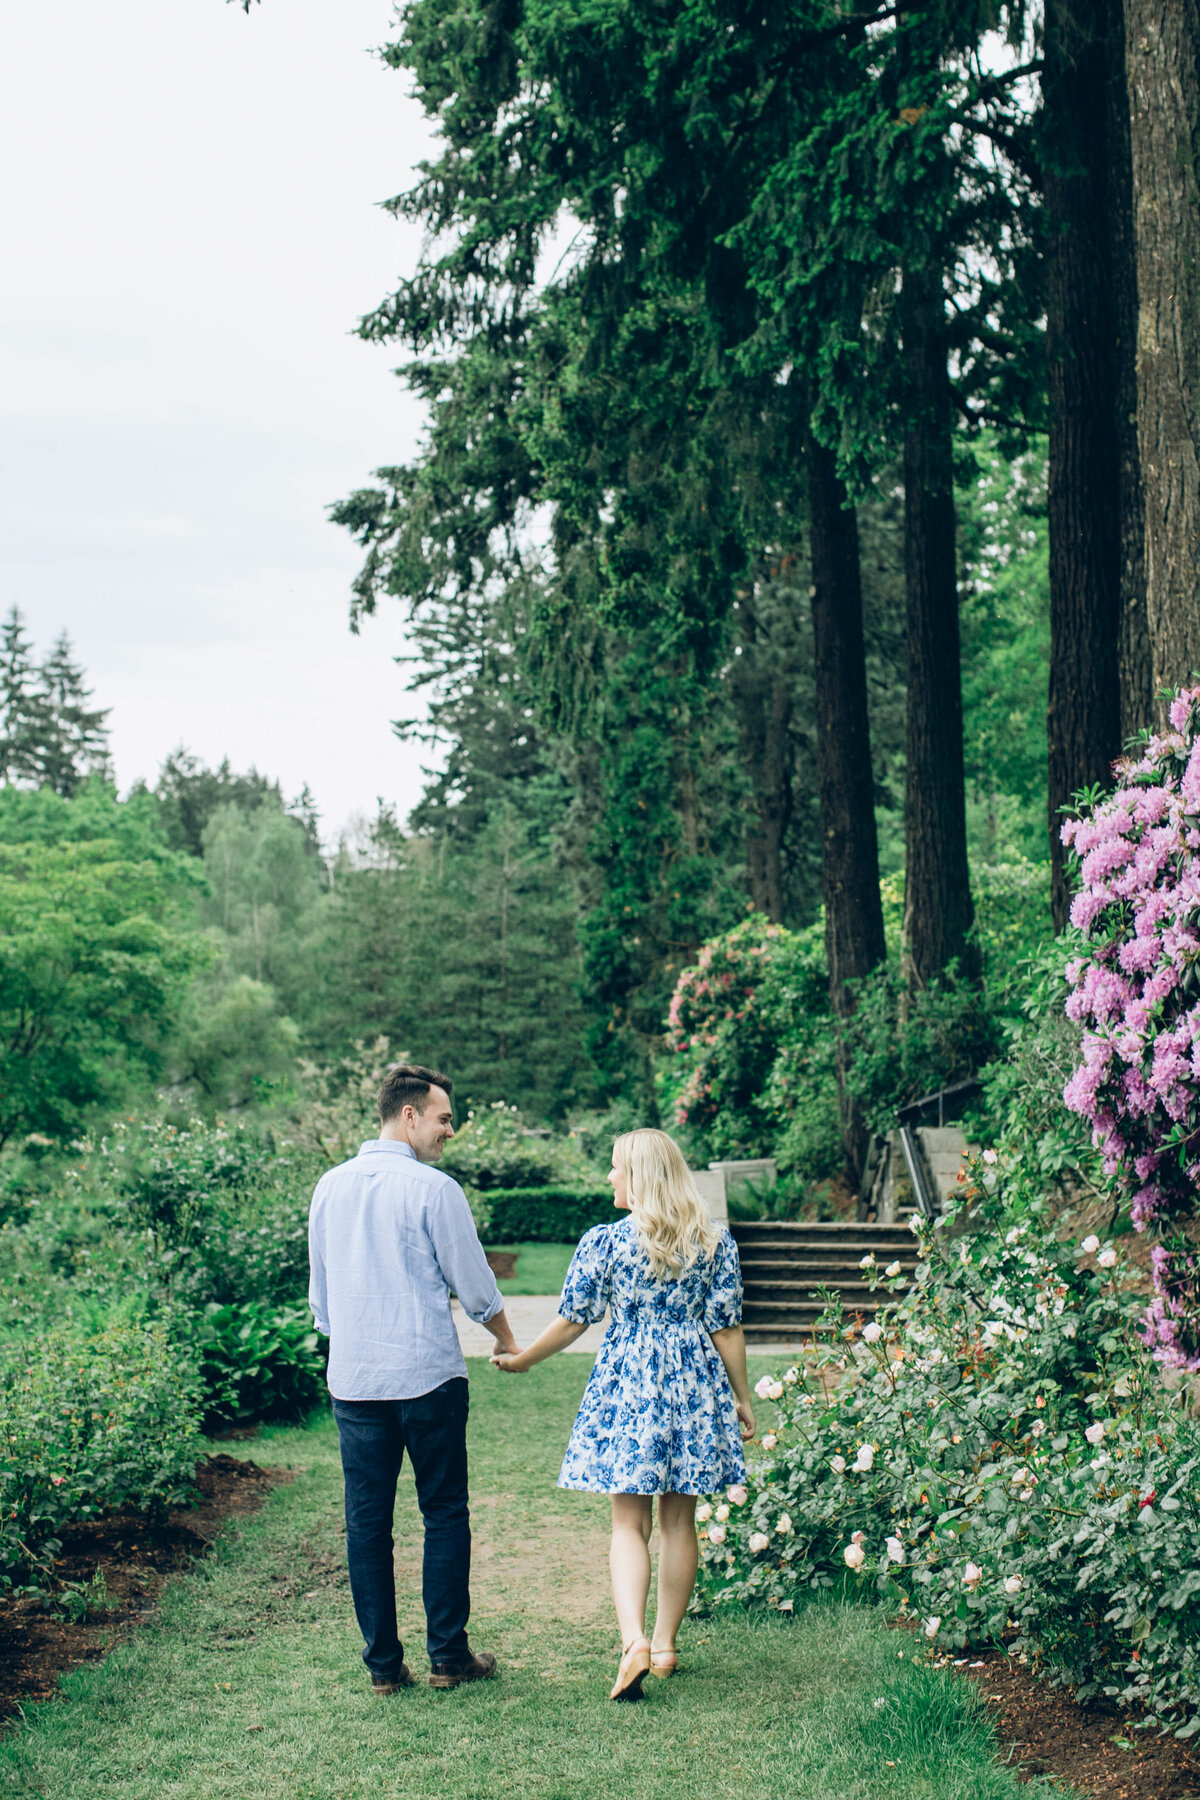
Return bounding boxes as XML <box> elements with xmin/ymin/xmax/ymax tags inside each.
<box><xmin>308</xmin><ymin>1138</ymin><xmax>505</xmax><ymax>1401</ymax></box>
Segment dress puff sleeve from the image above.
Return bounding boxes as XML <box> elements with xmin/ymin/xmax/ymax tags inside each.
<box><xmin>701</xmin><ymin>1230</ymin><xmax>743</xmax><ymax>1333</ymax></box>
<box><xmin>558</xmin><ymin>1224</ymin><xmax>612</xmax><ymax>1325</ymax></box>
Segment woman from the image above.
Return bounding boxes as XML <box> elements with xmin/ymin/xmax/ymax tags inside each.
<box><xmin>491</xmin><ymin>1128</ymin><xmax>755</xmax><ymax>1699</ymax></box>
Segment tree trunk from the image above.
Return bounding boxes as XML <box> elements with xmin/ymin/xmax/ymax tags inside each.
<box><xmin>1042</xmin><ymin>0</ymin><xmax>1127</xmax><ymax>930</ymax></box>
<box><xmin>899</xmin><ymin>262</ymin><xmax>977</xmax><ymax>989</ymax></box>
<box><xmin>808</xmin><ymin>436</ymin><xmax>886</xmax><ymax>1180</ymax></box>
<box><xmin>1125</xmin><ymin>0</ymin><xmax>1200</xmax><ymax>705</ymax></box>
<box><xmin>1109</xmin><ymin>0</ymin><xmax>1151</xmax><ymax>741</ymax></box>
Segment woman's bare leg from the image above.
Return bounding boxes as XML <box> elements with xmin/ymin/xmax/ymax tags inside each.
<box><xmin>651</xmin><ymin>1493</ymin><xmax>698</xmax><ymax>1653</ymax></box>
<box><xmin>609</xmin><ymin>1494</ymin><xmax>653</xmax><ymax>1647</ymax></box>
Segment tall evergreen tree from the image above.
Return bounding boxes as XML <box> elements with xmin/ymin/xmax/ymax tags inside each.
<box><xmin>0</xmin><ymin>607</ymin><xmax>42</xmax><ymax>787</ymax></box>
<box><xmin>1040</xmin><ymin>0</ymin><xmax>1137</xmax><ymax>927</ymax></box>
<box><xmin>1124</xmin><ymin>0</ymin><xmax>1200</xmax><ymax>704</ymax></box>
<box><xmin>33</xmin><ymin>631</ymin><xmax>112</xmax><ymax>796</ymax></box>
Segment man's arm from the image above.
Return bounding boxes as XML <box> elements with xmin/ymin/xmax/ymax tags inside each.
<box><xmin>481</xmin><ymin>1307</ymin><xmax>520</xmax><ymax>1356</ymax></box>
<box><xmin>429</xmin><ymin>1181</ymin><xmax>519</xmax><ymax>1351</ymax></box>
<box><xmin>308</xmin><ymin>1184</ymin><xmax>329</xmax><ymax>1336</ymax></box>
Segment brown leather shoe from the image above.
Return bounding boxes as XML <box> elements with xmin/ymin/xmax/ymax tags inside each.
<box><xmin>371</xmin><ymin>1665</ymin><xmax>415</xmax><ymax>1695</ymax></box>
<box><xmin>428</xmin><ymin>1650</ymin><xmax>498</xmax><ymax>1690</ymax></box>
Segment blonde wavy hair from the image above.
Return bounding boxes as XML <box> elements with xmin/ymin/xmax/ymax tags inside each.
<box><xmin>613</xmin><ymin>1128</ymin><xmax>722</xmax><ymax>1281</ymax></box>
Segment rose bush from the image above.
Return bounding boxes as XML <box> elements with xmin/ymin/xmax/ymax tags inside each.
<box><xmin>1061</xmin><ymin>685</ymin><xmax>1200</xmax><ymax>1369</ymax></box>
<box><xmin>0</xmin><ymin>1319</ymin><xmax>204</xmax><ymax>1588</ymax></box>
<box><xmin>696</xmin><ymin>1152</ymin><xmax>1200</xmax><ymax>1738</ymax></box>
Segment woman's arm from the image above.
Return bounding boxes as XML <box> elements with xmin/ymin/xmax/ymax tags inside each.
<box><xmin>710</xmin><ymin>1324</ymin><xmax>756</xmax><ymax>1439</ymax></box>
<box><xmin>492</xmin><ymin>1315</ymin><xmax>588</xmax><ymax>1372</ymax></box>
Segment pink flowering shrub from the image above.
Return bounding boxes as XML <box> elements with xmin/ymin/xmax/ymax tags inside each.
<box><xmin>663</xmin><ymin>916</ymin><xmax>840</xmax><ymax>1181</ymax></box>
<box><xmin>1061</xmin><ymin>686</ymin><xmax>1200</xmax><ymax>1370</ymax></box>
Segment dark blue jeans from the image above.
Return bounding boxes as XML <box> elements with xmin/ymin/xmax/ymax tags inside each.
<box><xmin>332</xmin><ymin>1379</ymin><xmax>471</xmax><ymax>1677</ymax></box>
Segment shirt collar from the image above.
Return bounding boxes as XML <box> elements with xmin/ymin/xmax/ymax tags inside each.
<box><xmin>359</xmin><ymin>1138</ymin><xmax>418</xmax><ymax>1160</ymax></box>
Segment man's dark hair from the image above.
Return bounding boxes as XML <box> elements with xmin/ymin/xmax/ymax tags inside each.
<box><xmin>377</xmin><ymin>1063</ymin><xmax>453</xmax><ymax>1123</ymax></box>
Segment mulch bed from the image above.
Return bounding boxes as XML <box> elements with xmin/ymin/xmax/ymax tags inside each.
<box><xmin>0</xmin><ymin>1452</ymin><xmax>285</xmax><ymax>1720</ymax></box>
<box><xmin>957</xmin><ymin>1648</ymin><xmax>1200</xmax><ymax>1798</ymax></box>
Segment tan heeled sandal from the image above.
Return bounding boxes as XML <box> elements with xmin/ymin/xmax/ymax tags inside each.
<box><xmin>611</xmin><ymin>1636</ymin><xmax>652</xmax><ymax>1700</ymax></box>
<box><xmin>649</xmin><ymin>1649</ymin><xmax>678</xmax><ymax>1678</ymax></box>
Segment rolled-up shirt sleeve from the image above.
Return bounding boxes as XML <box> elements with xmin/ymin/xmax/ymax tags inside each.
<box><xmin>308</xmin><ymin>1181</ymin><xmax>330</xmax><ymax>1336</ymax></box>
<box><xmin>429</xmin><ymin>1182</ymin><xmax>505</xmax><ymax>1324</ymax></box>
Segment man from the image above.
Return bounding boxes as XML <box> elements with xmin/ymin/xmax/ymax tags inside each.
<box><xmin>308</xmin><ymin>1062</ymin><xmax>520</xmax><ymax>1693</ymax></box>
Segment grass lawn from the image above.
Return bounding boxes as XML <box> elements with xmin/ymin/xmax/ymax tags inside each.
<box><xmin>489</xmin><ymin>1243</ymin><xmax>577</xmax><ymax>1295</ymax></box>
<box><xmin>0</xmin><ymin>1357</ymin><xmax>1069</xmax><ymax>1800</ymax></box>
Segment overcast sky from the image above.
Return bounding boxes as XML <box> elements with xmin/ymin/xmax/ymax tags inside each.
<box><xmin>1</xmin><ymin>0</ymin><xmax>438</xmax><ymax>839</ymax></box>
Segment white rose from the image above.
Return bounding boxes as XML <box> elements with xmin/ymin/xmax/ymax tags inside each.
<box><xmin>963</xmin><ymin>1562</ymin><xmax>983</xmax><ymax>1588</ymax></box>
<box><xmin>726</xmin><ymin>1485</ymin><xmax>748</xmax><ymax>1506</ymax></box>
<box><xmin>1081</xmin><ymin>1235</ymin><xmax>1100</xmax><ymax>1254</ymax></box>
<box><xmin>885</xmin><ymin>1261</ymin><xmax>902</xmax><ymax>1278</ymax></box>
<box><xmin>862</xmin><ymin>1321</ymin><xmax>884</xmax><ymax>1343</ymax></box>
<box><xmin>696</xmin><ymin>1502</ymin><xmax>713</xmax><ymax>1522</ymax></box>
<box><xmin>776</xmin><ymin>1513</ymin><xmax>793</xmax><ymax>1535</ymax></box>
<box><xmin>707</xmin><ymin>1523</ymin><xmax>726</xmax><ymax>1545</ymax></box>
<box><xmin>843</xmin><ymin>1543</ymin><xmax>865</xmax><ymax>1571</ymax></box>
<box><xmin>924</xmin><ymin>1615</ymin><xmax>941</xmax><ymax>1638</ymax></box>
<box><xmin>761</xmin><ymin>1432</ymin><xmax>778</xmax><ymax>1451</ymax></box>
<box><xmin>853</xmin><ymin>1445</ymin><xmax>875</xmax><ymax>1472</ymax></box>
<box><xmin>783</xmin><ymin>1367</ymin><xmax>799</xmax><ymax>1385</ymax></box>
<box><xmin>1085</xmin><ymin>1422</ymin><xmax>1105</xmax><ymax>1446</ymax></box>
<box><xmin>1004</xmin><ymin>1574</ymin><xmax>1022</xmax><ymax>1596</ymax></box>
<box><xmin>885</xmin><ymin>1535</ymin><xmax>905</xmax><ymax>1564</ymax></box>
<box><xmin>909</xmin><ymin>1214</ymin><xmax>923</xmax><ymax>1234</ymax></box>
<box><xmin>1097</xmin><ymin>1247</ymin><xmax>1118</xmax><ymax>1269</ymax></box>
<box><xmin>754</xmin><ymin>1375</ymin><xmax>775</xmax><ymax>1399</ymax></box>
<box><xmin>859</xmin><ymin>1253</ymin><xmax>876</xmax><ymax>1270</ymax></box>
<box><xmin>715</xmin><ymin>1503</ymin><xmax>730</xmax><ymax>1523</ymax></box>
<box><xmin>748</xmin><ymin>1532</ymin><xmax>770</xmax><ymax>1553</ymax></box>
<box><xmin>829</xmin><ymin>1455</ymin><xmax>847</xmax><ymax>1474</ymax></box>
<box><xmin>765</xmin><ymin>1379</ymin><xmax>785</xmax><ymax>1401</ymax></box>
<box><xmin>982</xmin><ymin>1148</ymin><xmax>998</xmax><ymax>1164</ymax></box>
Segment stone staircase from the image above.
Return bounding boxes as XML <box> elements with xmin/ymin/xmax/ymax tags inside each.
<box><xmin>731</xmin><ymin>1220</ymin><xmax>921</xmax><ymax>1341</ymax></box>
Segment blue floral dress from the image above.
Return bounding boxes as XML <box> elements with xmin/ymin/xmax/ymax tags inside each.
<box><xmin>556</xmin><ymin>1216</ymin><xmax>747</xmax><ymax>1496</ymax></box>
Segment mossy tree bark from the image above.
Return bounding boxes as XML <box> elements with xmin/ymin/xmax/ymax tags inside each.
<box><xmin>1125</xmin><ymin>0</ymin><xmax>1200</xmax><ymax>705</ymax></box>
<box><xmin>899</xmin><ymin>262</ymin><xmax>977</xmax><ymax>991</ymax></box>
<box><xmin>808</xmin><ymin>435</ymin><xmax>886</xmax><ymax>1180</ymax></box>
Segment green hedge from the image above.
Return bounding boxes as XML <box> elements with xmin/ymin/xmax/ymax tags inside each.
<box><xmin>480</xmin><ymin>1187</ymin><xmax>614</xmax><ymax>1244</ymax></box>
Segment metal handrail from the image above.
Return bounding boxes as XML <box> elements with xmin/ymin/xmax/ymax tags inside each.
<box><xmin>897</xmin><ymin>1121</ymin><xmax>939</xmax><ymax>1221</ymax></box>
<box><xmin>895</xmin><ymin>1076</ymin><xmax>982</xmax><ymax>1130</ymax></box>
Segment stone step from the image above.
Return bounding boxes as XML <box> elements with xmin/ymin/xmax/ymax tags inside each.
<box><xmin>737</xmin><ymin>1257</ymin><xmax>915</xmax><ymax>1276</ymax></box>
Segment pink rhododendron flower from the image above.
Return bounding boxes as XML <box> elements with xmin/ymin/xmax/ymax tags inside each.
<box><xmin>1062</xmin><ymin>686</ymin><xmax>1200</xmax><ymax>1370</ymax></box>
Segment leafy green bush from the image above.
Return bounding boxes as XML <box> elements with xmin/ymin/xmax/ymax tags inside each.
<box><xmin>441</xmin><ymin>1103</ymin><xmax>597</xmax><ymax>1193</ymax></box>
<box><xmin>0</xmin><ymin>1319</ymin><xmax>204</xmax><ymax>1586</ymax></box>
<box><xmin>697</xmin><ymin>1152</ymin><xmax>1200</xmax><ymax>1738</ymax></box>
<box><xmin>191</xmin><ymin>1300</ymin><xmax>326</xmax><ymax>1430</ymax></box>
<box><xmin>480</xmin><ymin>1187</ymin><xmax>614</xmax><ymax>1244</ymax></box>
<box><xmin>78</xmin><ymin>1114</ymin><xmax>318</xmax><ymax>1310</ymax></box>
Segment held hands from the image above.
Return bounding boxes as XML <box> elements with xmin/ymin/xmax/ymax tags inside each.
<box><xmin>490</xmin><ymin>1345</ymin><xmax>526</xmax><ymax>1374</ymax></box>
<box><xmin>735</xmin><ymin>1400</ymin><xmax>756</xmax><ymax>1441</ymax></box>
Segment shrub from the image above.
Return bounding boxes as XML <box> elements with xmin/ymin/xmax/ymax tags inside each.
<box><xmin>191</xmin><ymin>1300</ymin><xmax>326</xmax><ymax>1430</ymax></box>
<box><xmin>480</xmin><ymin>1187</ymin><xmax>614</xmax><ymax>1244</ymax></box>
<box><xmin>0</xmin><ymin>1319</ymin><xmax>204</xmax><ymax>1586</ymax></box>
<box><xmin>73</xmin><ymin>1114</ymin><xmax>318</xmax><ymax>1311</ymax></box>
<box><xmin>441</xmin><ymin>1103</ymin><xmax>597</xmax><ymax>1193</ymax></box>
<box><xmin>697</xmin><ymin>1150</ymin><xmax>1200</xmax><ymax>1738</ymax></box>
<box><xmin>1061</xmin><ymin>685</ymin><xmax>1200</xmax><ymax>1370</ymax></box>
